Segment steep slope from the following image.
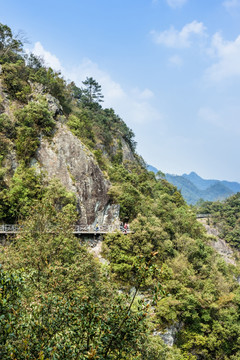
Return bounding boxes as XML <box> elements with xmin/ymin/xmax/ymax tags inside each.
<box><xmin>196</xmin><ymin>192</ymin><xmax>240</xmax><ymax>250</ymax></box>
<box><xmin>38</xmin><ymin>123</ymin><xmax>119</xmax><ymax>226</ymax></box>
<box><xmin>0</xmin><ymin>48</ymin><xmax>138</xmax><ymax>226</ymax></box>
<box><xmin>2</xmin><ymin>23</ymin><xmax>240</xmax><ymax>360</ymax></box>
<box><xmin>198</xmin><ymin>217</ymin><xmax>237</xmax><ymax>265</ymax></box>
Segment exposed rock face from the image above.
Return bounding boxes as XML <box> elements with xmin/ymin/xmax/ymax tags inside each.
<box><xmin>121</xmin><ymin>138</ymin><xmax>135</xmax><ymax>162</ymax></box>
<box><xmin>153</xmin><ymin>323</ymin><xmax>182</xmax><ymax>347</ymax></box>
<box><xmin>210</xmin><ymin>237</ymin><xmax>236</xmax><ymax>266</ymax></box>
<box><xmin>198</xmin><ymin>219</ymin><xmax>236</xmax><ymax>265</ymax></box>
<box><xmin>0</xmin><ymin>78</ymin><xmax>11</xmax><ymax>117</ymax></box>
<box><xmin>0</xmin><ymin>77</ymin><xmax>120</xmax><ymax>226</ymax></box>
<box><xmin>96</xmin><ymin>137</ymin><xmax>136</xmax><ymax>163</ymax></box>
<box><xmin>45</xmin><ymin>94</ymin><xmax>63</xmax><ymax>117</ymax></box>
<box><xmin>37</xmin><ymin>124</ymin><xmax>119</xmax><ymax>226</ymax></box>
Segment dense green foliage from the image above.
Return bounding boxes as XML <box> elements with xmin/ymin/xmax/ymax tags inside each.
<box><xmin>0</xmin><ymin>197</ymin><xmax>167</xmax><ymax>359</ymax></box>
<box><xmin>104</xmin><ymin>165</ymin><xmax>240</xmax><ymax>359</ymax></box>
<box><xmin>67</xmin><ymin>99</ymin><xmax>136</xmax><ymax>164</ymax></box>
<box><xmin>0</xmin><ymin>24</ymin><xmax>23</xmax><ymax>64</ymax></box>
<box><xmin>0</xmin><ymin>114</ymin><xmax>15</xmax><ymax>163</ymax></box>
<box><xmin>195</xmin><ymin>193</ymin><xmax>240</xmax><ymax>249</ymax></box>
<box><xmin>14</xmin><ymin>98</ymin><xmax>55</xmax><ymax>162</ymax></box>
<box><xmin>1</xmin><ymin>23</ymin><xmax>240</xmax><ymax>359</ymax></box>
<box><xmin>0</xmin><ymin>266</ymin><xmax>23</xmax><ymax>358</ymax></box>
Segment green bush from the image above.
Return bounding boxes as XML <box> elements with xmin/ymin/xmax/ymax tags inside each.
<box><xmin>0</xmin><ymin>23</ymin><xmax>23</xmax><ymax>64</ymax></box>
<box><xmin>1</xmin><ymin>60</ymin><xmax>31</xmax><ymax>102</ymax></box>
<box><xmin>67</xmin><ymin>110</ymin><xmax>95</xmax><ymax>147</ymax></box>
<box><xmin>15</xmin><ymin>99</ymin><xmax>55</xmax><ymax>162</ymax></box>
<box><xmin>29</xmin><ymin>66</ymin><xmax>72</xmax><ymax>113</ymax></box>
<box><xmin>0</xmin><ymin>114</ymin><xmax>16</xmax><ymax>138</ymax></box>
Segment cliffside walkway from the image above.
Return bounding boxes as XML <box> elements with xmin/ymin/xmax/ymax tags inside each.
<box><xmin>0</xmin><ymin>224</ymin><xmax>130</xmax><ymax>235</ymax></box>
<box><xmin>196</xmin><ymin>214</ymin><xmax>212</xmax><ymax>219</ymax></box>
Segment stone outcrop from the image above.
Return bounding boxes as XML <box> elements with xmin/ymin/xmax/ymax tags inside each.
<box><xmin>198</xmin><ymin>218</ymin><xmax>237</xmax><ymax>265</ymax></box>
<box><xmin>153</xmin><ymin>323</ymin><xmax>182</xmax><ymax>347</ymax></box>
<box><xmin>96</xmin><ymin>136</ymin><xmax>136</xmax><ymax>163</ymax></box>
<box><xmin>45</xmin><ymin>93</ymin><xmax>63</xmax><ymax>117</ymax></box>
<box><xmin>121</xmin><ymin>138</ymin><xmax>135</xmax><ymax>162</ymax></box>
<box><xmin>0</xmin><ymin>78</ymin><xmax>123</xmax><ymax>227</ymax></box>
<box><xmin>37</xmin><ymin>124</ymin><xmax>119</xmax><ymax>226</ymax></box>
<box><xmin>210</xmin><ymin>236</ymin><xmax>236</xmax><ymax>266</ymax></box>
<box><xmin>0</xmin><ymin>78</ymin><xmax>11</xmax><ymax>118</ymax></box>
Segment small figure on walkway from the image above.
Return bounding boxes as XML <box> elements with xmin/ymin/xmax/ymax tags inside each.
<box><xmin>123</xmin><ymin>222</ymin><xmax>128</xmax><ymax>234</ymax></box>
<box><xmin>95</xmin><ymin>222</ymin><xmax>99</xmax><ymax>232</ymax></box>
<box><xmin>120</xmin><ymin>222</ymin><xmax>124</xmax><ymax>232</ymax></box>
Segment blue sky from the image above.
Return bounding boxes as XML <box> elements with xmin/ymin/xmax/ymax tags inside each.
<box><xmin>2</xmin><ymin>0</ymin><xmax>240</xmax><ymax>181</ymax></box>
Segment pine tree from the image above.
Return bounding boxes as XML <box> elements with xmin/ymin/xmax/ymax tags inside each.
<box><xmin>82</xmin><ymin>76</ymin><xmax>104</xmax><ymax>106</ymax></box>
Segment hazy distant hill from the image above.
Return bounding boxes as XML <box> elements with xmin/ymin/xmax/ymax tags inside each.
<box><xmin>182</xmin><ymin>172</ymin><xmax>216</xmax><ymax>190</ymax></box>
<box><xmin>147</xmin><ymin>167</ymin><xmax>240</xmax><ymax>204</ymax></box>
<box><xmin>147</xmin><ymin>165</ymin><xmax>159</xmax><ymax>174</ymax></box>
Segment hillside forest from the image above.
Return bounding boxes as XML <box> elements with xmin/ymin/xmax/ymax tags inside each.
<box><xmin>1</xmin><ymin>23</ymin><xmax>240</xmax><ymax>359</ymax></box>
<box><xmin>195</xmin><ymin>193</ymin><xmax>240</xmax><ymax>250</ymax></box>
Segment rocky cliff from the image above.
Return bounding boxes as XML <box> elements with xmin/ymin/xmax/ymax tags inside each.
<box><xmin>37</xmin><ymin>123</ymin><xmax>120</xmax><ymax>226</ymax></box>
<box><xmin>0</xmin><ymin>75</ymin><xmax>122</xmax><ymax>227</ymax></box>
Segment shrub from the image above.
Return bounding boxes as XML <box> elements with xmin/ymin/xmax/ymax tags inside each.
<box><xmin>15</xmin><ymin>99</ymin><xmax>55</xmax><ymax>162</ymax></box>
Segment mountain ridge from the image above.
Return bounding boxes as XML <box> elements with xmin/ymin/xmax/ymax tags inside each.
<box><xmin>147</xmin><ymin>167</ymin><xmax>240</xmax><ymax>204</ymax></box>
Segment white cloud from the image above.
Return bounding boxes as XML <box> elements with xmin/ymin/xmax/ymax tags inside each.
<box><xmin>125</xmin><ymin>101</ymin><xmax>162</xmax><ymax>125</ymax></box>
<box><xmin>30</xmin><ymin>42</ymin><xmax>162</xmax><ymax>125</ymax></box>
<box><xmin>223</xmin><ymin>0</ymin><xmax>240</xmax><ymax>10</ymax></box>
<box><xmin>131</xmin><ymin>88</ymin><xmax>154</xmax><ymax>100</ymax></box>
<box><xmin>206</xmin><ymin>32</ymin><xmax>240</xmax><ymax>82</ymax></box>
<box><xmin>169</xmin><ymin>54</ymin><xmax>183</xmax><ymax>66</ymax></box>
<box><xmin>151</xmin><ymin>21</ymin><xmax>206</xmax><ymax>48</ymax></box>
<box><xmin>198</xmin><ymin>107</ymin><xmax>222</xmax><ymax>127</ymax></box>
<box><xmin>31</xmin><ymin>42</ymin><xmax>63</xmax><ymax>72</ymax></box>
<box><xmin>66</xmin><ymin>60</ymin><xmax>162</xmax><ymax>124</ymax></box>
<box><xmin>66</xmin><ymin>58</ymin><xmax>126</xmax><ymax>103</ymax></box>
<box><xmin>166</xmin><ymin>0</ymin><xmax>188</xmax><ymax>9</ymax></box>
<box><xmin>198</xmin><ymin>105</ymin><xmax>240</xmax><ymax>135</ymax></box>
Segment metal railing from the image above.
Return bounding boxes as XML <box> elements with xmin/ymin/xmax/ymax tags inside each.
<box><xmin>0</xmin><ymin>224</ymin><xmax>131</xmax><ymax>234</ymax></box>
<box><xmin>73</xmin><ymin>225</ymin><xmax>119</xmax><ymax>233</ymax></box>
<box><xmin>196</xmin><ymin>214</ymin><xmax>211</xmax><ymax>219</ymax></box>
<box><xmin>0</xmin><ymin>224</ymin><xmax>22</xmax><ymax>233</ymax></box>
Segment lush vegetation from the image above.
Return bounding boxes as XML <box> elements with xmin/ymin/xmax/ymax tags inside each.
<box><xmin>195</xmin><ymin>193</ymin><xmax>240</xmax><ymax>249</ymax></box>
<box><xmin>1</xmin><ymin>23</ymin><xmax>240</xmax><ymax>359</ymax></box>
<box><xmin>104</xmin><ymin>166</ymin><xmax>240</xmax><ymax>359</ymax></box>
<box><xmin>0</xmin><ymin>197</ymin><xmax>156</xmax><ymax>359</ymax></box>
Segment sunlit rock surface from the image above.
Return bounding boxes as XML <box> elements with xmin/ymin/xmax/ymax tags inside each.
<box><xmin>38</xmin><ymin>124</ymin><xmax>119</xmax><ymax>226</ymax></box>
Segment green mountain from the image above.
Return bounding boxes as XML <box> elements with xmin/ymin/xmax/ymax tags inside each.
<box><xmin>182</xmin><ymin>171</ymin><xmax>217</xmax><ymax>190</ymax></box>
<box><xmin>148</xmin><ymin>167</ymin><xmax>240</xmax><ymax>204</ymax></box>
<box><xmin>183</xmin><ymin>171</ymin><xmax>240</xmax><ymax>193</ymax></box>
<box><xmin>166</xmin><ymin>172</ymin><xmax>235</xmax><ymax>204</ymax></box>
<box><xmin>1</xmin><ymin>23</ymin><xmax>240</xmax><ymax>360</ymax></box>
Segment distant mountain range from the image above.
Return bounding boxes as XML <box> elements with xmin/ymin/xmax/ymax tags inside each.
<box><xmin>147</xmin><ymin>166</ymin><xmax>240</xmax><ymax>205</ymax></box>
